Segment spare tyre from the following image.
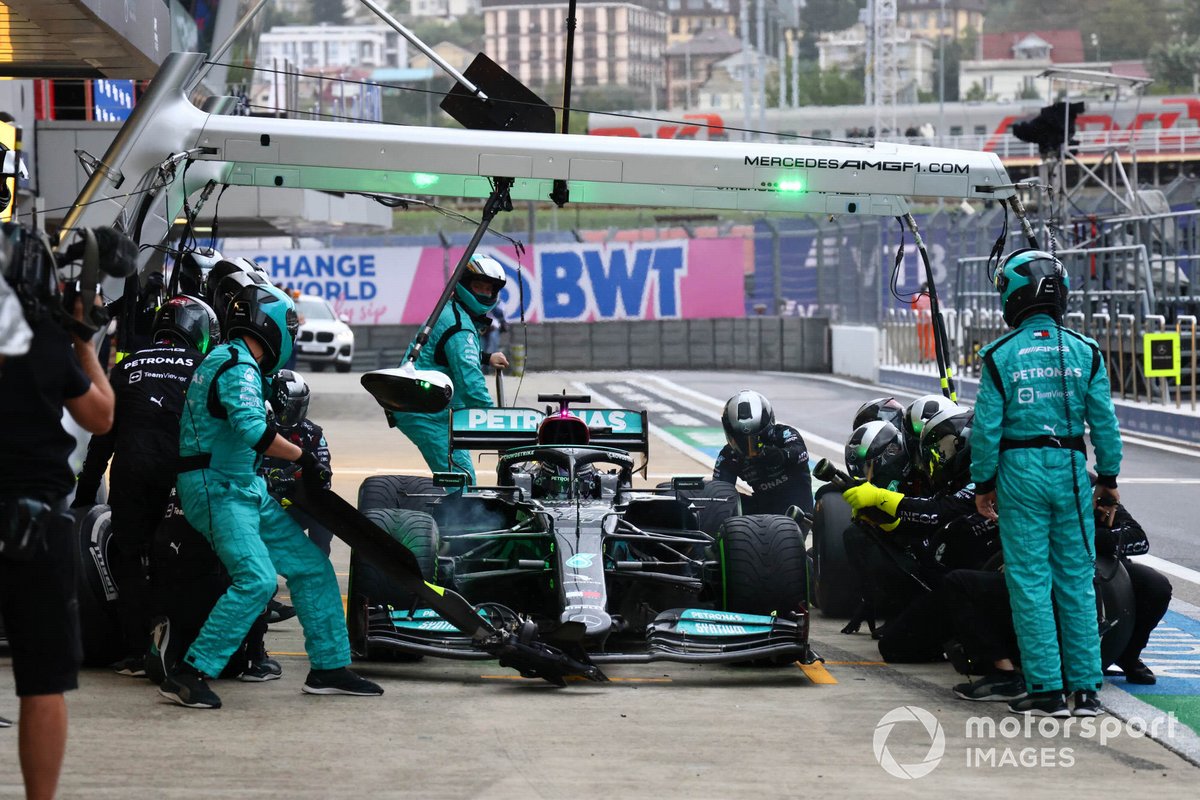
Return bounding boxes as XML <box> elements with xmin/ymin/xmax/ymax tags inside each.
<box><xmin>812</xmin><ymin>488</ymin><xmax>860</xmax><ymax>618</ymax></box>
<box><xmin>73</xmin><ymin>505</ymin><xmax>124</xmax><ymax>667</ymax></box>
<box><xmin>1096</xmin><ymin>555</ymin><xmax>1135</xmax><ymax>669</ymax></box>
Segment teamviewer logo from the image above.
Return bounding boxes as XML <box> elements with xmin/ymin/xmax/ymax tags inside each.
<box><xmin>1017</xmin><ymin>387</ymin><xmax>1035</xmax><ymax>404</ymax></box>
<box><xmin>873</xmin><ymin>706</ymin><xmax>945</xmax><ymax>779</ymax></box>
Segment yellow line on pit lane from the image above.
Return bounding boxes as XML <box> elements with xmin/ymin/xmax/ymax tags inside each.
<box><xmin>480</xmin><ymin>675</ymin><xmax>673</xmax><ymax>683</ymax></box>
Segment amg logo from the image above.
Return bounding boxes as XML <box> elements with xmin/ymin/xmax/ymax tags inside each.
<box><xmin>743</xmin><ymin>156</ymin><xmax>969</xmax><ymax>174</ymax></box>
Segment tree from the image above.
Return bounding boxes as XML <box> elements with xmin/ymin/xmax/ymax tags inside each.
<box><xmin>310</xmin><ymin>0</ymin><xmax>346</xmax><ymax>25</ymax></box>
<box><xmin>801</xmin><ymin>0</ymin><xmax>863</xmax><ymax>34</ymax></box>
<box><xmin>964</xmin><ymin>81</ymin><xmax>987</xmax><ymax>102</ymax></box>
<box><xmin>1148</xmin><ymin>39</ymin><xmax>1200</xmax><ymax>92</ymax></box>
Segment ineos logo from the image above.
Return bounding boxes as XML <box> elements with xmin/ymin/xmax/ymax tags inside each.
<box><xmin>873</xmin><ymin>706</ymin><xmax>945</xmax><ymax>780</ymax></box>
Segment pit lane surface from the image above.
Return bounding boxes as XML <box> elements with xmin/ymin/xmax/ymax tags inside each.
<box><xmin>1</xmin><ymin>370</ymin><xmax>1197</xmax><ymax>797</ymax></box>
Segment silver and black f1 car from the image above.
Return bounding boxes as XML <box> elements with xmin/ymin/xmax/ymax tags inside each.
<box><xmin>346</xmin><ymin>393</ymin><xmax>817</xmax><ymax>667</ymax></box>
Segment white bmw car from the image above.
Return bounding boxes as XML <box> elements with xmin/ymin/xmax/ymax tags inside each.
<box><xmin>294</xmin><ymin>294</ymin><xmax>355</xmax><ymax>372</ymax></box>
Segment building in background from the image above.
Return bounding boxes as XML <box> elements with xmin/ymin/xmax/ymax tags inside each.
<box><xmin>694</xmin><ymin>48</ymin><xmax>775</xmax><ymax>110</ymax></box>
<box><xmin>818</xmin><ymin>23</ymin><xmax>935</xmax><ymax>104</ymax></box>
<box><xmin>410</xmin><ymin>0</ymin><xmax>482</xmax><ymax>17</ymax></box>
<box><xmin>665</xmin><ymin>0</ymin><xmax>737</xmax><ymax>45</ymax></box>
<box><xmin>256</xmin><ymin>24</ymin><xmax>408</xmax><ymax>72</ymax></box>
<box><xmin>959</xmin><ymin>28</ymin><xmax>1132</xmax><ymax>101</ymax></box>
<box><xmin>482</xmin><ymin>0</ymin><xmax>668</xmax><ymax>90</ymax></box>
<box><xmin>897</xmin><ymin>0</ymin><xmax>986</xmax><ymax>44</ymax></box>
<box><xmin>664</xmin><ymin>26</ymin><xmax>742</xmax><ymax>108</ymax></box>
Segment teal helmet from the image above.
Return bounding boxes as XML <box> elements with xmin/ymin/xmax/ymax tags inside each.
<box><xmin>993</xmin><ymin>249</ymin><xmax>1069</xmax><ymax>327</ymax></box>
<box><xmin>454</xmin><ymin>254</ymin><xmax>507</xmax><ymax>316</ymax></box>
<box><xmin>224</xmin><ymin>283</ymin><xmax>298</xmax><ymax>374</ymax></box>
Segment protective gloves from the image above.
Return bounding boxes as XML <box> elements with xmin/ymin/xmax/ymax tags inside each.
<box><xmin>296</xmin><ymin>449</ymin><xmax>333</xmax><ymax>492</ymax></box>
<box><xmin>758</xmin><ymin>447</ymin><xmax>786</xmax><ymax>470</ymax></box>
<box><xmin>842</xmin><ymin>482</ymin><xmax>904</xmax><ymax>517</ymax></box>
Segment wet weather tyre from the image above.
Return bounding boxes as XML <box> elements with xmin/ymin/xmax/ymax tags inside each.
<box><xmin>812</xmin><ymin>489</ymin><xmax>860</xmax><ymax>618</ymax></box>
<box><xmin>347</xmin><ymin>509</ymin><xmax>440</xmax><ymax>662</ymax></box>
<box><xmin>671</xmin><ymin>479</ymin><xmax>743</xmax><ymax>536</ymax></box>
<box><xmin>717</xmin><ymin>514</ymin><xmax>808</xmax><ymax>616</ymax></box>
<box><xmin>1096</xmin><ymin>556</ymin><xmax>1135</xmax><ymax>669</ymax></box>
<box><xmin>73</xmin><ymin>505</ymin><xmax>124</xmax><ymax>667</ymax></box>
<box><xmin>357</xmin><ymin>475</ymin><xmax>444</xmax><ymax>514</ymax></box>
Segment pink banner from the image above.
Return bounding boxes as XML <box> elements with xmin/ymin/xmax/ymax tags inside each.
<box><xmin>402</xmin><ymin>238</ymin><xmax>746</xmax><ymax>324</ymax></box>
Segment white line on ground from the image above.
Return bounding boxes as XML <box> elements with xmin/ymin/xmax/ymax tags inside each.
<box><xmin>575</xmin><ymin>381</ymin><xmax>717</xmax><ymax>472</ymax></box>
<box><xmin>1131</xmin><ymin>555</ymin><xmax>1200</xmax><ymax>589</ymax></box>
<box><xmin>641</xmin><ymin>374</ymin><xmax>845</xmax><ymax>463</ymax></box>
<box><xmin>762</xmin><ymin>371</ymin><xmax>1200</xmax><ymax>459</ymax></box>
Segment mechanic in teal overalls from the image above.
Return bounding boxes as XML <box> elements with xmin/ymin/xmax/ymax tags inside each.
<box><xmin>971</xmin><ymin>249</ymin><xmax>1122</xmax><ymax>718</ymax></box>
<box><xmin>166</xmin><ymin>283</ymin><xmax>382</xmax><ymax>709</ymax></box>
<box><xmin>390</xmin><ymin>255</ymin><xmax>508</xmax><ymax>483</ymax></box>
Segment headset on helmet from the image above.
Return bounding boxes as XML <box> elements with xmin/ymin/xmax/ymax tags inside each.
<box><xmin>852</xmin><ymin>396</ymin><xmax>905</xmax><ymax>431</ymax></box>
<box><xmin>902</xmin><ymin>394</ymin><xmax>959</xmax><ymax>455</ymax></box>
<box><xmin>205</xmin><ymin>258</ymin><xmax>268</xmax><ymax>322</ymax></box>
<box><xmin>455</xmin><ymin>254</ymin><xmax>508</xmax><ymax>316</ymax></box>
<box><xmin>152</xmin><ymin>295</ymin><xmax>220</xmax><ymax>355</ymax></box>
<box><xmin>176</xmin><ymin>249</ymin><xmax>223</xmax><ymax>297</ymax></box>
<box><xmin>993</xmin><ymin>248</ymin><xmax>1069</xmax><ymax>327</ymax></box>
<box><xmin>224</xmin><ymin>284</ymin><xmax>299</xmax><ymax>375</ymax></box>
<box><xmin>845</xmin><ymin>420</ymin><xmax>909</xmax><ymax>488</ymax></box>
<box><xmin>919</xmin><ymin>407</ymin><xmax>974</xmax><ymax>490</ymax></box>
<box><xmin>270</xmin><ymin>369</ymin><xmax>310</xmax><ymax>429</ymax></box>
<box><xmin>722</xmin><ymin>390</ymin><xmax>774</xmax><ymax>457</ymax></box>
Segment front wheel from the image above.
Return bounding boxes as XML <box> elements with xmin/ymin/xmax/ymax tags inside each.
<box><xmin>717</xmin><ymin>514</ymin><xmax>808</xmax><ymax>615</ymax></box>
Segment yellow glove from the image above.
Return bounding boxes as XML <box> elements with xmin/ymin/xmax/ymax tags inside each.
<box><xmin>842</xmin><ymin>483</ymin><xmax>904</xmax><ymax>517</ymax></box>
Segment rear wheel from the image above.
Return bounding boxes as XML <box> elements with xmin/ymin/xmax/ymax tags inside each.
<box><xmin>357</xmin><ymin>475</ymin><xmax>444</xmax><ymax>514</ymax></box>
<box><xmin>347</xmin><ymin>508</ymin><xmax>440</xmax><ymax>662</ymax></box>
<box><xmin>812</xmin><ymin>488</ymin><xmax>860</xmax><ymax>618</ymax></box>
<box><xmin>717</xmin><ymin>514</ymin><xmax>808</xmax><ymax>615</ymax></box>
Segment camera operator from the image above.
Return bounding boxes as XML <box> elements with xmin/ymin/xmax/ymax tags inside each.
<box><xmin>0</xmin><ymin>292</ymin><xmax>114</xmax><ymax>799</ymax></box>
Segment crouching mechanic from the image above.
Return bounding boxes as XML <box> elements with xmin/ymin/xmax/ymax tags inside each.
<box><xmin>714</xmin><ymin>390</ymin><xmax>814</xmax><ymax>516</ymax></box>
<box><xmin>166</xmin><ymin>283</ymin><xmax>382</xmax><ymax>708</ymax></box>
<box><xmin>389</xmin><ymin>255</ymin><xmax>507</xmax><ymax>483</ymax></box>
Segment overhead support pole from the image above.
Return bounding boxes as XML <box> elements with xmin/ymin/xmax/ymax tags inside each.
<box><xmin>902</xmin><ymin>212</ymin><xmax>957</xmax><ymax>402</ymax></box>
<box><xmin>550</xmin><ymin>0</ymin><xmax>579</xmax><ymax>208</ymax></box>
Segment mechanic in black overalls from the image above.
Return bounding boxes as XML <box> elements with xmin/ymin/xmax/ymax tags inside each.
<box><xmin>712</xmin><ymin>390</ymin><xmax>814</xmax><ymax>516</ymax></box>
<box><xmin>74</xmin><ymin>295</ymin><xmax>220</xmax><ymax>674</ymax></box>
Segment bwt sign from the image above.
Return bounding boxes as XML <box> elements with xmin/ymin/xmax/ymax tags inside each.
<box><xmin>456</xmin><ymin>239</ymin><xmax>745</xmax><ymax>323</ymax></box>
<box><xmin>504</xmin><ymin>244</ymin><xmax>687</xmax><ymax>322</ymax></box>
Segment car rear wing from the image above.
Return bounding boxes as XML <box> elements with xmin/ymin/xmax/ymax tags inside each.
<box><xmin>450</xmin><ymin>407</ymin><xmax>650</xmax><ymax>453</ymax></box>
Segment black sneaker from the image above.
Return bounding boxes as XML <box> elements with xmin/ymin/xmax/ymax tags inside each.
<box><xmin>268</xmin><ymin>599</ymin><xmax>297</xmax><ymax>625</ymax></box>
<box><xmin>112</xmin><ymin>655</ymin><xmax>147</xmax><ymax>678</ymax></box>
<box><xmin>238</xmin><ymin>657</ymin><xmax>283</xmax><ymax>683</ymax></box>
<box><xmin>159</xmin><ymin>666</ymin><xmax>222</xmax><ymax>709</ymax></box>
<box><xmin>1008</xmin><ymin>690</ymin><xmax>1069</xmax><ymax>717</ymax></box>
<box><xmin>1117</xmin><ymin>659</ymin><xmax>1156</xmax><ymax>685</ymax></box>
<box><xmin>302</xmin><ymin>668</ymin><xmax>384</xmax><ymax>696</ymax></box>
<box><xmin>1072</xmin><ymin>690</ymin><xmax>1104</xmax><ymax>717</ymax></box>
<box><xmin>954</xmin><ymin>671</ymin><xmax>1027</xmax><ymax>702</ymax></box>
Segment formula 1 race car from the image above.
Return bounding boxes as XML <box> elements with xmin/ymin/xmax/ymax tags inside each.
<box><xmin>346</xmin><ymin>393</ymin><xmax>817</xmax><ymax>667</ymax></box>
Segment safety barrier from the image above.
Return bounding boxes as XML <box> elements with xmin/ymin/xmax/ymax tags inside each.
<box><xmin>352</xmin><ymin>317</ymin><xmax>831</xmax><ymax>375</ymax></box>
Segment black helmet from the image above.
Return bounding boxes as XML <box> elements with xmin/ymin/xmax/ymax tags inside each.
<box><xmin>269</xmin><ymin>369</ymin><xmax>310</xmax><ymax>429</ymax></box>
<box><xmin>205</xmin><ymin>258</ymin><xmax>268</xmax><ymax>323</ymax></box>
<box><xmin>902</xmin><ymin>394</ymin><xmax>959</xmax><ymax>454</ymax></box>
<box><xmin>225</xmin><ymin>283</ymin><xmax>299</xmax><ymax>375</ymax></box>
<box><xmin>919</xmin><ymin>407</ymin><xmax>974</xmax><ymax>490</ymax></box>
<box><xmin>845</xmin><ymin>421</ymin><xmax>909</xmax><ymax>488</ymax></box>
<box><xmin>852</xmin><ymin>396</ymin><xmax>905</xmax><ymax>431</ymax></box>
<box><xmin>722</xmin><ymin>390</ymin><xmax>774</xmax><ymax>457</ymax></box>
<box><xmin>993</xmin><ymin>248</ymin><xmax>1069</xmax><ymax>327</ymax></box>
<box><xmin>455</xmin><ymin>254</ymin><xmax>508</xmax><ymax>316</ymax></box>
<box><xmin>152</xmin><ymin>295</ymin><xmax>220</xmax><ymax>355</ymax></box>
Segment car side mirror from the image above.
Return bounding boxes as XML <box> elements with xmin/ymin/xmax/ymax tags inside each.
<box><xmin>339</xmin><ymin>313</ymin><xmax>351</xmax><ymax>324</ymax></box>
